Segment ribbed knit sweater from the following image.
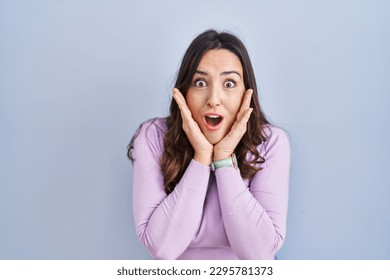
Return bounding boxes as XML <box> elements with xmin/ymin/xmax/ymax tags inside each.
<box><xmin>132</xmin><ymin>118</ymin><xmax>290</xmax><ymax>259</ymax></box>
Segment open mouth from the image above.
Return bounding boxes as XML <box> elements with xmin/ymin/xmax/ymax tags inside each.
<box><xmin>205</xmin><ymin>115</ymin><xmax>223</xmax><ymax>127</ymax></box>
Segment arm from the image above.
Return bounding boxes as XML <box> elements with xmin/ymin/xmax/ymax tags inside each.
<box><xmin>132</xmin><ymin>121</ymin><xmax>210</xmax><ymax>259</ymax></box>
<box><xmin>215</xmin><ymin>127</ymin><xmax>290</xmax><ymax>259</ymax></box>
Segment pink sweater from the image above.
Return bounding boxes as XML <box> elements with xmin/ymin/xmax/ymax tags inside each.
<box><xmin>132</xmin><ymin>118</ymin><xmax>290</xmax><ymax>260</ymax></box>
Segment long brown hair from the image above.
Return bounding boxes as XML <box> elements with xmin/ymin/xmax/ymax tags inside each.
<box><xmin>129</xmin><ymin>29</ymin><xmax>270</xmax><ymax>194</ymax></box>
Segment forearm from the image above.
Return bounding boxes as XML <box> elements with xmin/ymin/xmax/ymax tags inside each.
<box><xmin>215</xmin><ymin>167</ymin><xmax>288</xmax><ymax>259</ymax></box>
<box><xmin>133</xmin><ymin>159</ymin><xmax>210</xmax><ymax>259</ymax></box>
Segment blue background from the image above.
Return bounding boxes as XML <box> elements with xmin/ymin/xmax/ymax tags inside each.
<box><xmin>1</xmin><ymin>0</ymin><xmax>389</xmax><ymax>259</ymax></box>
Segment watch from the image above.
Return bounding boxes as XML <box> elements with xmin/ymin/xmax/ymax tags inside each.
<box><xmin>210</xmin><ymin>153</ymin><xmax>238</xmax><ymax>171</ymax></box>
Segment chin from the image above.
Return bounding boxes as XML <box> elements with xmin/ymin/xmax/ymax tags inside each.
<box><xmin>205</xmin><ymin>133</ymin><xmax>224</xmax><ymax>145</ymax></box>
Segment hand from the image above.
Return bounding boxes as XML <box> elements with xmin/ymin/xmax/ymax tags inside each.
<box><xmin>172</xmin><ymin>88</ymin><xmax>213</xmax><ymax>165</ymax></box>
<box><xmin>213</xmin><ymin>89</ymin><xmax>253</xmax><ymax>161</ymax></box>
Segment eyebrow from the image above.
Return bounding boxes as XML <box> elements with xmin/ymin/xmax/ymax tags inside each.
<box><xmin>195</xmin><ymin>70</ymin><xmax>242</xmax><ymax>79</ymax></box>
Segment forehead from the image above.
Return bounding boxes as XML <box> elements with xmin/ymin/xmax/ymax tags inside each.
<box><xmin>197</xmin><ymin>49</ymin><xmax>243</xmax><ymax>73</ymax></box>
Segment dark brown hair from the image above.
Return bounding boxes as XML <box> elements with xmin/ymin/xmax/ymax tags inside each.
<box><xmin>128</xmin><ymin>29</ymin><xmax>270</xmax><ymax>194</ymax></box>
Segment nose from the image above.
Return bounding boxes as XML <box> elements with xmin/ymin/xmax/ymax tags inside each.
<box><xmin>207</xmin><ymin>86</ymin><xmax>221</xmax><ymax>109</ymax></box>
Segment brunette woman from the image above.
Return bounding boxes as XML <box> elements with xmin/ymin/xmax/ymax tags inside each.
<box><xmin>128</xmin><ymin>29</ymin><xmax>290</xmax><ymax>259</ymax></box>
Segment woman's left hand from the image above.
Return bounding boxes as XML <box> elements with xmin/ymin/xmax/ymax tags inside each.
<box><xmin>213</xmin><ymin>89</ymin><xmax>253</xmax><ymax>161</ymax></box>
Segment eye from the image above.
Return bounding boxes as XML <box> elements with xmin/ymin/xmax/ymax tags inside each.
<box><xmin>224</xmin><ymin>80</ymin><xmax>236</xmax><ymax>88</ymax></box>
<box><xmin>194</xmin><ymin>79</ymin><xmax>207</xmax><ymax>88</ymax></box>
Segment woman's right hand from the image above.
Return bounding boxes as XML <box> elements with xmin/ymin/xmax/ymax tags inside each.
<box><xmin>172</xmin><ymin>88</ymin><xmax>213</xmax><ymax>166</ymax></box>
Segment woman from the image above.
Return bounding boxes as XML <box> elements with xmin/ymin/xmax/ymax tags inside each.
<box><xmin>128</xmin><ymin>29</ymin><xmax>290</xmax><ymax>260</ymax></box>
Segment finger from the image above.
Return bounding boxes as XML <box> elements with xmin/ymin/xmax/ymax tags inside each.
<box><xmin>243</xmin><ymin>107</ymin><xmax>253</xmax><ymax>123</ymax></box>
<box><xmin>243</xmin><ymin>89</ymin><xmax>253</xmax><ymax>108</ymax></box>
<box><xmin>179</xmin><ymin>104</ymin><xmax>193</xmax><ymax>122</ymax></box>
<box><xmin>236</xmin><ymin>89</ymin><xmax>253</xmax><ymax>120</ymax></box>
<box><xmin>173</xmin><ymin>89</ymin><xmax>198</xmax><ymax>128</ymax></box>
<box><xmin>231</xmin><ymin>107</ymin><xmax>253</xmax><ymax>136</ymax></box>
<box><xmin>172</xmin><ymin>88</ymin><xmax>189</xmax><ymax>109</ymax></box>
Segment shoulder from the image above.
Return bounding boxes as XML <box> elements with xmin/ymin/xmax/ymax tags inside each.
<box><xmin>258</xmin><ymin>125</ymin><xmax>291</xmax><ymax>161</ymax></box>
<box><xmin>262</xmin><ymin>125</ymin><xmax>290</xmax><ymax>148</ymax></box>
<box><xmin>136</xmin><ymin>117</ymin><xmax>167</xmax><ymax>139</ymax></box>
<box><xmin>133</xmin><ymin>117</ymin><xmax>167</xmax><ymax>158</ymax></box>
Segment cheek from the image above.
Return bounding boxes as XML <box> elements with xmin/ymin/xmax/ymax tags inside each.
<box><xmin>185</xmin><ymin>94</ymin><xmax>202</xmax><ymax>119</ymax></box>
<box><xmin>228</xmin><ymin>95</ymin><xmax>244</xmax><ymax>115</ymax></box>
<box><xmin>187</xmin><ymin>90</ymin><xmax>201</xmax><ymax>105</ymax></box>
<box><xmin>185</xmin><ymin>95</ymin><xmax>193</xmax><ymax>112</ymax></box>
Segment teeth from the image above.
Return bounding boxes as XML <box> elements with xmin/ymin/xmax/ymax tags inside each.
<box><xmin>205</xmin><ymin>115</ymin><xmax>222</xmax><ymax>126</ymax></box>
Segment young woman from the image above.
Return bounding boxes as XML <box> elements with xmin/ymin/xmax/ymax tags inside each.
<box><xmin>128</xmin><ymin>29</ymin><xmax>290</xmax><ymax>260</ymax></box>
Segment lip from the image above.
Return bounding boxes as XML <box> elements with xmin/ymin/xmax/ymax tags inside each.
<box><xmin>203</xmin><ymin>112</ymin><xmax>224</xmax><ymax>131</ymax></box>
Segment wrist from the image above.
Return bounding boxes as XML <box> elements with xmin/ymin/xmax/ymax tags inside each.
<box><xmin>194</xmin><ymin>153</ymin><xmax>212</xmax><ymax>166</ymax></box>
<box><xmin>210</xmin><ymin>153</ymin><xmax>238</xmax><ymax>171</ymax></box>
<box><xmin>213</xmin><ymin>152</ymin><xmax>233</xmax><ymax>161</ymax></box>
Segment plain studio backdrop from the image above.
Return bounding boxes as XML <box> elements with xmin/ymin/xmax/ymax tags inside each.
<box><xmin>1</xmin><ymin>0</ymin><xmax>389</xmax><ymax>259</ymax></box>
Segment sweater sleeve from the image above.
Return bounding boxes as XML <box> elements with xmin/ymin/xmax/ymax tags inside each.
<box><xmin>214</xmin><ymin>127</ymin><xmax>290</xmax><ymax>259</ymax></box>
<box><xmin>132</xmin><ymin>121</ymin><xmax>210</xmax><ymax>259</ymax></box>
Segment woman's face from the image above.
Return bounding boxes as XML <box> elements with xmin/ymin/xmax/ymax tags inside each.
<box><xmin>186</xmin><ymin>49</ymin><xmax>246</xmax><ymax>144</ymax></box>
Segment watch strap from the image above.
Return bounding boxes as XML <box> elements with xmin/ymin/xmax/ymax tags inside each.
<box><xmin>210</xmin><ymin>153</ymin><xmax>237</xmax><ymax>171</ymax></box>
